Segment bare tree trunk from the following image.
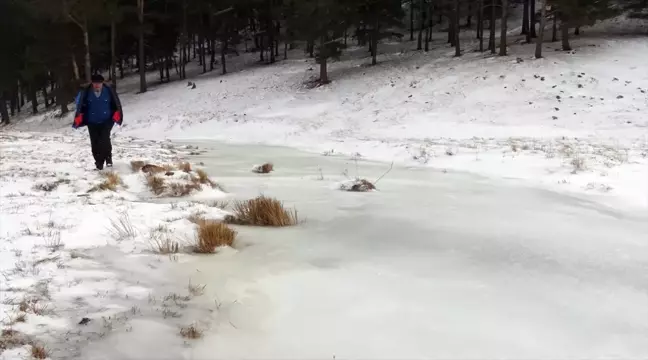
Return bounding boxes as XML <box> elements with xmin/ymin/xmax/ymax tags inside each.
<box><xmin>552</xmin><ymin>12</ymin><xmax>557</xmax><ymax>41</ymax></box>
<box><xmin>180</xmin><ymin>0</ymin><xmax>188</xmax><ymax>79</ymax></box>
<box><xmin>417</xmin><ymin>0</ymin><xmax>424</xmax><ymax>50</ymax></box>
<box><xmin>478</xmin><ymin>0</ymin><xmax>484</xmax><ymax>50</ymax></box>
<box><xmin>521</xmin><ymin>0</ymin><xmax>529</xmax><ymax>35</ymax></box>
<box><xmin>82</xmin><ymin>20</ymin><xmax>92</xmax><ymax>84</ymax></box>
<box><xmin>210</xmin><ymin>39</ymin><xmax>215</xmax><ymax>71</ymax></box>
<box><xmin>371</xmin><ymin>24</ymin><xmax>378</xmax><ymax>65</ymax></box>
<box><xmin>410</xmin><ymin>0</ymin><xmax>415</xmax><ymax>40</ymax></box>
<box><xmin>138</xmin><ymin>0</ymin><xmax>147</xmax><ymax>93</ymax></box>
<box><xmin>43</xmin><ymin>87</ymin><xmax>50</xmax><ymax>108</ymax></box>
<box><xmin>427</xmin><ymin>1</ymin><xmax>433</xmax><ymax>43</ymax></box>
<box><xmin>320</xmin><ymin>57</ymin><xmax>328</xmax><ymax>84</ymax></box>
<box><xmin>111</xmin><ymin>19</ymin><xmax>117</xmax><ymax>90</ymax></box>
<box><xmin>530</xmin><ymin>0</ymin><xmax>537</xmax><ymax>37</ymax></box>
<box><xmin>29</xmin><ymin>87</ymin><xmax>38</xmax><ymax>115</ymax></box>
<box><xmin>499</xmin><ymin>0</ymin><xmax>508</xmax><ymax>55</ymax></box>
<box><xmin>71</xmin><ymin>54</ymin><xmax>80</xmax><ymax>81</ymax></box>
<box><xmin>455</xmin><ymin>0</ymin><xmax>461</xmax><ymax>56</ymax></box>
<box><xmin>221</xmin><ymin>39</ymin><xmax>228</xmax><ymax>74</ymax></box>
<box><xmin>574</xmin><ymin>26</ymin><xmax>580</xmax><ymax>35</ymax></box>
<box><xmin>165</xmin><ymin>56</ymin><xmax>170</xmax><ymax>81</ymax></box>
<box><xmin>561</xmin><ymin>17</ymin><xmax>571</xmax><ymax>51</ymax></box>
<box><xmin>0</xmin><ymin>93</ymin><xmax>9</xmax><ymax>124</ymax></box>
<box><xmin>535</xmin><ymin>0</ymin><xmax>547</xmax><ymax>58</ymax></box>
<box><xmin>489</xmin><ymin>0</ymin><xmax>496</xmax><ymax>54</ymax></box>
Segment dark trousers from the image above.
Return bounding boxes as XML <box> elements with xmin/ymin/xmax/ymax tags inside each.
<box><xmin>87</xmin><ymin>122</ymin><xmax>114</xmax><ymax>169</ymax></box>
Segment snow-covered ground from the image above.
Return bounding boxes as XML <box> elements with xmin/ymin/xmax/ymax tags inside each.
<box><xmin>2</xmin><ymin>18</ymin><xmax>648</xmax><ymax>359</ymax></box>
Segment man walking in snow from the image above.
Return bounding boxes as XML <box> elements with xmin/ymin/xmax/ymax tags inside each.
<box><xmin>73</xmin><ymin>74</ymin><xmax>123</xmax><ymax>170</ymax></box>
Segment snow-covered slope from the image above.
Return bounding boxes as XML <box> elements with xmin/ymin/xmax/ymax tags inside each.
<box><xmin>8</xmin><ymin>34</ymin><xmax>648</xmax><ymax>210</ymax></box>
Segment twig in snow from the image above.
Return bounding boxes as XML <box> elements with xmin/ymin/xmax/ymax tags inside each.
<box><xmin>374</xmin><ymin>161</ymin><xmax>394</xmax><ymax>185</ymax></box>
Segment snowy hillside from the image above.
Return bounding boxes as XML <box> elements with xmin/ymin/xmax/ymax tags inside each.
<box><xmin>11</xmin><ymin>33</ymin><xmax>648</xmax><ymax>209</ymax></box>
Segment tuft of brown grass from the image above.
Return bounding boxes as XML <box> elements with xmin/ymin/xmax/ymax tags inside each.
<box><xmin>179</xmin><ymin>324</ymin><xmax>203</xmax><ymax>339</ymax></box>
<box><xmin>178</xmin><ymin>162</ymin><xmax>192</xmax><ymax>173</ymax></box>
<box><xmin>194</xmin><ymin>221</ymin><xmax>236</xmax><ymax>253</ymax></box>
<box><xmin>193</xmin><ymin>169</ymin><xmax>219</xmax><ymax>189</ymax></box>
<box><xmin>14</xmin><ymin>313</ymin><xmax>26</xmax><ymax>323</ymax></box>
<box><xmin>146</xmin><ymin>175</ymin><xmax>166</xmax><ymax>195</ymax></box>
<box><xmin>130</xmin><ymin>160</ymin><xmax>146</xmax><ymax>172</ymax></box>
<box><xmin>252</xmin><ymin>163</ymin><xmax>274</xmax><ymax>174</ymax></box>
<box><xmin>30</xmin><ymin>343</ymin><xmax>48</xmax><ymax>359</ymax></box>
<box><xmin>168</xmin><ymin>182</ymin><xmax>201</xmax><ymax>197</ymax></box>
<box><xmin>149</xmin><ymin>227</ymin><xmax>179</xmax><ymax>255</ymax></box>
<box><xmin>187</xmin><ymin>211</ymin><xmax>206</xmax><ymax>224</ymax></box>
<box><xmin>226</xmin><ymin>196</ymin><xmax>298</xmax><ymax>227</ymax></box>
<box><xmin>0</xmin><ymin>328</ymin><xmax>27</xmax><ymax>351</ymax></box>
<box><xmin>89</xmin><ymin>171</ymin><xmax>123</xmax><ymax>192</ymax></box>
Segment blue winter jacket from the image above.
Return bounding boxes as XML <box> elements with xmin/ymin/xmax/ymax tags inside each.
<box><xmin>73</xmin><ymin>84</ymin><xmax>123</xmax><ymax>128</ymax></box>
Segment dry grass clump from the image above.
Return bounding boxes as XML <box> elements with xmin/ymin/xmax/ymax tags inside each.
<box><xmin>178</xmin><ymin>162</ymin><xmax>192</xmax><ymax>173</ymax></box>
<box><xmin>30</xmin><ymin>342</ymin><xmax>48</xmax><ymax>359</ymax></box>
<box><xmin>252</xmin><ymin>163</ymin><xmax>274</xmax><ymax>174</ymax></box>
<box><xmin>194</xmin><ymin>221</ymin><xmax>236</xmax><ymax>253</ymax></box>
<box><xmin>89</xmin><ymin>171</ymin><xmax>123</xmax><ymax>192</ymax></box>
<box><xmin>168</xmin><ymin>182</ymin><xmax>201</xmax><ymax>197</ymax></box>
<box><xmin>193</xmin><ymin>169</ymin><xmax>219</xmax><ymax>189</ymax></box>
<box><xmin>149</xmin><ymin>225</ymin><xmax>179</xmax><ymax>254</ymax></box>
<box><xmin>0</xmin><ymin>329</ymin><xmax>27</xmax><ymax>351</ymax></box>
<box><xmin>130</xmin><ymin>160</ymin><xmax>146</xmax><ymax>172</ymax></box>
<box><xmin>225</xmin><ymin>196</ymin><xmax>298</xmax><ymax>227</ymax></box>
<box><xmin>108</xmin><ymin>213</ymin><xmax>137</xmax><ymax>240</ymax></box>
<box><xmin>146</xmin><ymin>175</ymin><xmax>166</xmax><ymax>195</ymax></box>
<box><xmin>179</xmin><ymin>324</ymin><xmax>203</xmax><ymax>339</ymax></box>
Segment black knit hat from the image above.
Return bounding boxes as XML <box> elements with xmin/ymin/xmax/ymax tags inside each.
<box><xmin>91</xmin><ymin>74</ymin><xmax>105</xmax><ymax>83</ymax></box>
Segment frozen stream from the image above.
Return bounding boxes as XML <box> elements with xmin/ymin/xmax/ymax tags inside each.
<box><xmin>82</xmin><ymin>142</ymin><xmax>648</xmax><ymax>359</ymax></box>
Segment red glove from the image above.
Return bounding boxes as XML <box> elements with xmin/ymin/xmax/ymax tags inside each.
<box><xmin>74</xmin><ymin>113</ymin><xmax>83</xmax><ymax>128</ymax></box>
<box><xmin>112</xmin><ymin>111</ymin><xmax>121</xmax><ymax>123</ymax></box>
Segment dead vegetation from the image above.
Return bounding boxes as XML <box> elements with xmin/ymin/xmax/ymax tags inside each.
<box><xmin>225</xmin><ymin>196</ymin><xmax>298</xmax><ymax>226</ymax></box>
<box><xmin>108</xmin><ymin>213</ymin><xmax>137</xmax><ymax>241</ymax></box>
<box><xmin>339</xmin><ymin>161</ymin><xmax>393</xmax><ymax>192</ymax></box>
<box><xmin>148</xmin><ymin>225</ymin><xmax>178</xmax><ymax>254</ymax></box>
<box><xmin>130</xmin><ymin>160</ymin><xmax>146</xmax><ymax>172</ymax></box>
<box><xmin>32</xmin><ymin>178</ymin><xmax>70</xmax><ymax>192</ymax></box>
<box><xmin>30</xmin><ymin>342</ymin><xmax>48</xmax><ymax>359</ymax></box>
<box><xmin>194</xmin><ymin>220</ymin><xmax>237</xmax><ymax>253</ymax></box>
<box><xmin>89</xmin><ymin>171</ymin><xmax>123</xmax><ymax>192</ymax></box>
<box><xmin>179</xmin><ymin>324</ymin><xmax>203</xmax><ymax>339</ymax></box>
<box><xmin>178</xmin><ymin>162</ymin><xmax>192</xmax><ymax>173</ymax></box>
<box><xmin>144</xmin><ymin>167</ymin><xmax>218</xmax><ymax>197</ymax></box>
<box><xmin>252</xmin><ymin>163</ymin><xmax>274</xmax><ymax>174</ymax></box>
<box><xmin>0</xmin><ymin>328</ymin><xmax>27</xmax><ymax>351</ymax></box>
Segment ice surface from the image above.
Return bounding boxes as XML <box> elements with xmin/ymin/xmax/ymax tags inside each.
<box><xmin>76</xmin><ymin>142</ymin><xmax>648</xmax><ymax>359</ymax></box>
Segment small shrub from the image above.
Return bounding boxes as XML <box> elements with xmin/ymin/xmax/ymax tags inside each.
<box><xmin>194</xmin><ymin>221</ymin><xmax>236</xmax><ymax>253</ymax></box>
<box><xmin>0</xmin><ymin>329</ymin><xmax>26</xmax><ymax>351</ymax></box>
<box><xmin>252</xmin><ymin>163</ymin><xmax>274</xmax><ymax>174</ymax></box>
<box><xmin>187</xmin><ymin>211</ymin><xmax>206</xmax><ymax>224</ymax></box>
<box><xmin>208</xmin><ymin>200</ymin><xmax>230</xmax><ymax>209</ymax></box>
<box><xmin>188</xmin><ymin>281</ymin><xmax>206</xmax><ymax>296</ymax></box>
<box><xmin>194</xmin><ymin>169</ymin><xmax>216</xmax><ymax>187</ymax></box>
<box><xmin>90</xmin><ymin>171</ymin><xmax>122</xmax><ymax>192</ymax></box>
<box><xmin>146</xmin><ymin>175</ymin><xmax>166</xmax><ymax>195</ymax></box>
<box><xmin>226</xmin><ymin>196</ymin><xmax>298</xmax><ymax>227</ymax></box>
<box><xmin>180</xmin><ymin>324</ymin><xmax>203</xmax><ymax>339</ymax></box>
<box><xmin>149</xmin><ymin>227</ymin><xmax>179</xmax><ymax>255</ymax></box>
<box><xmin>571</xmin><ymin>156</ymin><xmax>586</xmax><ymax>173</ymax></box>
<box><xmin>168</xmin><ymin>182</ymin><xmax>201</xmax><ymax>197</ymax></box>
<box><xmin>31</xmin><ymin>343</ymin><xmax>48</xmax><ymax>359</ymax></box>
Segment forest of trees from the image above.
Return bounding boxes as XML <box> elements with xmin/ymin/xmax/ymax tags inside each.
<box><xmin>0</xmin><ymin>0</ymin><xmax>645</xmax><ymax>124</ymax></box>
